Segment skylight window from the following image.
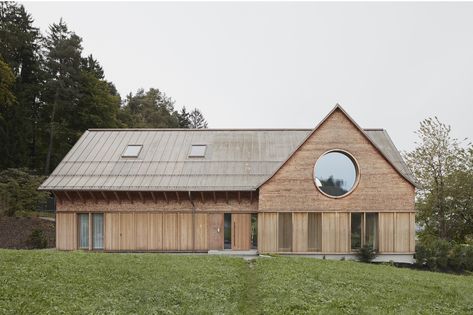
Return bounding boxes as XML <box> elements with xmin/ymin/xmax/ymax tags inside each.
<box><xmin>189</xmin><ymin>145</ymin><xmax>207</xmax><ymax>157</ymax></box>
<box><xmin>122</xmin><ymin>145</ymin><xmax>142</xmax><ymax>158</ymax></box>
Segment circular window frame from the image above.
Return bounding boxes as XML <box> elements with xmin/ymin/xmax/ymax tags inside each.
<box><xmin>313</xmin><ymin>149</ymin><xmax>360</xmax><ymax>199</ymax></box>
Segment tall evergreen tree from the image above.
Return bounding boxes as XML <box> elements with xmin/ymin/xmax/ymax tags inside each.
<box><xmin>41</xmin><ymin>19</ymin><xmax>83</xmax><ymax>174</ymax></box>
<box><xmin>177</xmin><ymin>106</ymin><xmax>191</xmax><ymax>128</ymax></box>
<box><xmin>0</xmin><ymin>2</ymin><xmax>42</xmax><ymax>170</ymax></box>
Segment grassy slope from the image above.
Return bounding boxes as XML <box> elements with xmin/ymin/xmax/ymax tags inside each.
<box><xmin>0</xmin><ymin>250</ymin><xmax>472</xmax><ymax>314</ymax></box>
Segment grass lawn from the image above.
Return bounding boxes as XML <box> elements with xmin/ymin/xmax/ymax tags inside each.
<box><xmin>0</xmin><ymin>250</ymin><xmax>472</xmax><ymax>314</ymax></box>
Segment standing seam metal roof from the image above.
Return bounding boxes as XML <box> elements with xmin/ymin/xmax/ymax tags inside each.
<box><xmin>39</xmin><ymin>127</ymin><xmax>416</xmax><ymax>191</ymax></box>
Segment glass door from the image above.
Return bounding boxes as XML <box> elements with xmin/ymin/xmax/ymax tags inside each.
<box><xmin>78</xmin><ymin>214</ymin><xmax>89</xmax><ymax>249</ymax></box>
<box><xmin>92</xmin><ymin>213</ymin><xmax>104</xmax><ymax>249</ymax></box>
<box><xmin>224</xmin><ymin>213</ymin><xmax>232</xmax><ymax>249</ymax></box>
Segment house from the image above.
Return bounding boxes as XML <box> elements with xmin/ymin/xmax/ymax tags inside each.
<box><xmin>39</xmin><ymin>105</ymin><xmax>417</xmax><ymax>263</ymax></box>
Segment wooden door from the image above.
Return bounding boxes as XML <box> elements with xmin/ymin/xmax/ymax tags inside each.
<box><xmin>208</xmin><ymin>213</ymin><xmax>223</xmax><ymax>250</ymax></box>
<box><xmin>119</xmin><ymin>213</ymin><xmax>135</xmax><ymax>250</ymax></box>
<box><xmin>232</xmin><ymin>213</ymin><xmax>251</xmax><ymax>250</ymax></box>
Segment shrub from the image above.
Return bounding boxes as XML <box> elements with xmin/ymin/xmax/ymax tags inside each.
<box><xmin>415</xmin><ymin>239</ymin><xmax>473</xmax><ymax>273</ymax></box>
<box><xmin>356</xmin><ymin>245</ymin><xmax>377</xmax><ymax>263</ymax></box>
<box><xmin>0</xmin><ymin>168</ymin><xmax>49</xmax><ymax>216</ymax></box>
<box><xmin>28</xmin><ymin>229</ymin><xmax>48</xmax><ymax>249</ymax></box>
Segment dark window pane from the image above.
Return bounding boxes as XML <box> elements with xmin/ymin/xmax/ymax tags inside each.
<box><xmin>224</xmin><ymin>213</ymin><xmax>231</xmax><ymax>249</ymax></box>
<box><xmin>314</xmin><ymin>151</ymin><xmax>357</xmax><ymax>197</ymax></box>
<box><xmin>365</xmin><ymin>213</ymin><xmax>378</xmax><ymax>251</ymax></box>
<box><xmin>251</xmin><ymin>214</ymin><xmax>258</xmax><ymax>249</ymax></box>
<box><xmin>351</xmin><ymin>213</ymin><xmax>362</xmax><ymax>250</ymax></box>
<box><xmin>278</xmin><ymin>213</ymin><xmax>292</xmax><ymax>252</ymax></box>
<box><xmin>308</xmin><ymin>213</ymin><xmax>322</xmax><ymax>251</ymax></box>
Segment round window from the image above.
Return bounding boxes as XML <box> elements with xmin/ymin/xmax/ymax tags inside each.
<box><xmin>314</xmin><ymin>150</ymin><xmax>358</xmax><ymax>198</ymax></box>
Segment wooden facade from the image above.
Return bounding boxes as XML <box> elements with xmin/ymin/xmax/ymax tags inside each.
<box><xmin>49</xmin><ymin>106</ymin><xmax>416</xmax><ymax>261</ymax></box>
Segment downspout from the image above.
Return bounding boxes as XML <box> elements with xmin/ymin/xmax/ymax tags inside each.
<box><xmin>188</xmin><ymin>191</ymin><xmax>196</xmax><ymax>253</ymax></box>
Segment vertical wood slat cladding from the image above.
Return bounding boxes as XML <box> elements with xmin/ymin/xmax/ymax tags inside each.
<box><xmin>194</xmin><ymin>213</ymin><xmax>208</xmax><ymax>250</ymax></box>
<box><xmin>163</xmin><ymin>213</ymin><xmax>179</xmax><ymax>250</ymax></box>
<box><xmin>379</xmin><ymin>212</ymin><xmax>416</xmax><ymax>253</ymax></box>
<box><xmin>119</xmin><ymin>213</ymin><xmax>135</xmax><ymax>250</ymax></box>
<box><xmin>148</xmin><ymin>213</ymin><xmax>163</xmax><ymax>250</ymax></box>
<box><xmin>293</xmin><ymin>213</ymin><xmax>308</xmax><ymax>252</ymax></box>
<box><xmin>208</xmin><ymin>213</ymin><xmax>223</xmax><ymax>250</ymax></box>
<box><xmin>259</xmin><ymin>109</ymin><xmax>415</xmax><ymax>212</ymax></box>
<box><xmin>321</xmin><ymin>213</ymin><xmax>349</xmax><ymax>252</ymax></box>
<box><xmin>105</xmin><ymin>213</ymin><xmax>120</xmax><ymax>250</ymax></box>
<box><xmin>135</xmin><ymin>213</ymin><xmax>149</xmax><ymax>250</ymax></box>
<box><xmin>232</xmin><ymin>214</ymin><xmax>251</xmax><ymax>250</ymax></box>
<box><xmin>56</xmin><ymin>213</ymin><xmax>76</xmax><ymax>250</ymax></box>
<box><xmin>258</xmin><ymin>213</ymin><xmax>278</xmax><ymax>252</ymax></box>
<box><xmin>179</xmin><ymin>213</ymin><xmax>193</xmax><ymax>251</ymax></box>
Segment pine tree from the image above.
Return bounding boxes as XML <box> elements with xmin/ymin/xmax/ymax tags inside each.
<box><xmin>189</xmin><ymin>108</ymin><xmax>208</xmax><ymax>129</ymax></box>
<box><xmin>177</xmin><ymin>106</ymin><xmax>191</xmax><ymax>128</ymax></box>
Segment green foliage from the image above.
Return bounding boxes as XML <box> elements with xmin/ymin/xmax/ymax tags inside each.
<box><xmin>189</xmin><ymin>108</ymin><xmax>208</xmax><ymax>129</ymax></box>
<box><xmin>0</xmin><ymin>2</ymin><xmax>209</xmax><ymax>176</ymax></box>
<box><xmin>27</xmin><ymin>229</ymin><xmax>47</xmax><ymax>249</ymax></box>
<box><xmin>415</xmin><ymin>239</ymin><xmax>473</xmax><ymax>273</ymax></box>
<box><xmin>405</xmin><ymin>117</ymin><xmax>473</xmax><ymax>242</ymax></box>
<box><xmin>1</xmin><ymin>251</ymin><xmax>473</xmax><ymax>314</ymax></box>
<box><xmin>356</xmin><ymin>244</ymin><xmax>377</xmax><ymax>263</ymax></box>
<box><xmin>0</xmin><ymin>168</ymin><xmax>49</xmax><ymax>216</ymax></box>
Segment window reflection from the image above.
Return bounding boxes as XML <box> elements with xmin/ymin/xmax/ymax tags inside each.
<box><xmin>314</xmin><ymin>151</ymin><xmax>357</xmax><ymax>197</ymax></box>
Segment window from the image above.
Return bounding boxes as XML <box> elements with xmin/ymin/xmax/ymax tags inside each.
<box><xmin>189</xmin><ymin>145</ymin><xmax>206</xmax><ymax>157</ymax></box>
<box><xmin>78</xmin><ymin>213</ymin><xmax>104</xmax><ymax>250</ymax></box>
<box><xmin>78</xmin><ymin>214</ymin><xmax>89</xmax><ymax>249</ymax></box>
<box><xmin>308</xmin><ymin>213</ymin><xmax>322</xmax><ymax>251</ymax></box>
<box><xmin>122</xmin><ymin>145</ymin><xmax>142</xmax><ymax>157</ymax></box>
<box><xmin>314</xmin><ymin>150</ymin><xmax>358</xmax><ymax>198</ymax></box>
<box><xmin>278</xmin><ymin>213</ymin><xmax>292</xmax><ymax>252</ymax></box>
<box><xmin>251</xmin><ymin>213</ymin><xmax>258</xmax><ymax>249</ymax></box>
<box><xmin>351</xmin><ymin>212</ymin><xmax>378</xmax><ymax>251</ymax></box>
<box><xmin>92</xmin><ymin>213</ymin><xmax>104</xmax><ymax>249</ymax></box>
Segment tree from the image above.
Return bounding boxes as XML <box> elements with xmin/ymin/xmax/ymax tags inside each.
<box><xmin>177</xmin><ymin>106</ymin><xmax>191</xmax><ymax>128</ymax></box>
<box><xmin>41</xmin><ymin>19</ymin><xmax>83</xmax><ymax>174</ymax></box>
<box><xmin>0</xmin><ymin>58</ymin><xmax>15</xmax><ymax>107</ymax></box>
<box><xmin>405</xmin><ymin>117</ymin><xmax>471</xmax><ymax>241</ymax></box>
<box><xmin>0</xmin><ymin>1</ymin><xmax>42</xmax><ymax>170</ymax></box>
<box><xmin>189</xmin><ymin>108</ymin><xmax>208</xmax><ymax>129</ymax></box>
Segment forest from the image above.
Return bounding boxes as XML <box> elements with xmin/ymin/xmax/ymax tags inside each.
<box><xmin>0</xmin><ymin>1</ymin><xmax>207</xmax><ymax>178</ymax></box>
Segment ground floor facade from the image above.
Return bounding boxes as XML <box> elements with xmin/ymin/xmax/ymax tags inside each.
<box><xmin>56</xmin><ymin>208</ymin><xmax>415</xmax><ymax>261</ymax></box>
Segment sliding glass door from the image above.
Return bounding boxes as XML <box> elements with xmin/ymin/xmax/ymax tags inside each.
<box><xmin>78</xmin><ymin>213</ymin><xmax>104</xmax><ymax>250</ymax></box>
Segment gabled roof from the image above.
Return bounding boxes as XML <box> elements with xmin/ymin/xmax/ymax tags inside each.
<box><xmin>39</xmin><ymin>105</ymin><xmax>417</xmax><ymax>192</ymax></box>
<box><xmin>257</xmin><ymin>104</ymin><xmax>418</xmax><ymax>188</ymax></box>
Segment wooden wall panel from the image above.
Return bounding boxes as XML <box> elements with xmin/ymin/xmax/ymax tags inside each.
<box><xmin>322</xmin><ymin>213</ymin><xmax>336</xmax><ymax>252</ymax></box>
<box><xmin>179</xmin><ymin>213</ymin><xmax>193</xmax><ymax>251</ymax></box>
<box><xmin>258</xmin><ymin>213</ymin><xmax>278</xmax><ymax>252</ymax></box>
<box><xmin>394</xmin><ymin>213</ymin><xmax>411</xmax><ymax>252</ymax></box>
<box><xmin>194</xmin><ymin>213</ymin><xmax>208</xmax><ymax>251</ymax></box>
<box><xmin>56</xmin><ymin>213</ymin><xmax>76</xmax><ymax>250</ymax></box>
<box><xmin>232</xmin><ymin>213</ymin><xmax>251</xmax><ymax>250</ymax></box>
<box><xmin>409</xmin><ymin>212</ymin><xmax>416</xmax><ymax>252</ymax></box>
<box><xmin>292</xmin><ymin>213</ymin><xmax>308</xmax><ymax>252</ymax></box>
<box><xmin>379</xmin><ymin>213</ymin><xmax>394</xmax><ymax>253</ymax></box>
<box><xmin>148</xmin><ymin>213</ymin><xmax>163</xmax><ymax>250</ymax></box>
<box><xmin>321</xmin><ymin>213</ymin><xmax>349</xmax><ymax>253</ymax></box>
<box><xmin>105</xmin><ymin>212</ymin><xmax>120</xmax><ymax>250</ymax></box>
<box><xmin>119</xmin><ymin>213</ymin><xmax>135</xmax><ymax>250</ymax></box>
<box><xmin>163</xmin><ymin>213</ymin><xmax>178</xmax><ymax>250</ymax></box>
<box><xmin>135</xmin><ymin>213</ymin><xmax>149</xmax><ymax>250</ymax></box>
<box><xmin>338</xmin><ymin>213</ymin><xmax>350</xmax><ymax>252</ymax></box>
<box><xmin>208</xmin><ymin>213</ymin><xmax>223</xmax><ymax>250</ymax></box>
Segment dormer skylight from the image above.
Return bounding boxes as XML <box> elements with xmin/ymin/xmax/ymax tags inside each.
<box><xmin>189</xmin><ymin>144</ymin><xmax>207</xmax><ymax>157</ymax></box>
<box><xmin>122</xmin><ymin>145</ymin><xmax>142</xmax><ymax>158</ymax></box>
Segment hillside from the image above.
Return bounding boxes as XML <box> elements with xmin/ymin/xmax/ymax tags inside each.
<box><xmin>0</xmin><ymin>250</ymin><xmax>471</xmax><ymax>314</ymax></box>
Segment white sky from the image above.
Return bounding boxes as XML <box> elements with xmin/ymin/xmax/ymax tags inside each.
<box><xmin>22</xmin><ymin>1</ymin><xmax>473</xmax><ymax>151</ymax></box>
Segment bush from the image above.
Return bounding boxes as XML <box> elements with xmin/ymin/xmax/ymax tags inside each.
<box><xmin>28</xmin><ymin>229</ymin><xmax>48</xmax><ymax>249</ymax></box>
<box><xmin>0</xmin><ymin>168</ymin><xmax>49</xmax><ymax>216</ymax></box>
<box><xmin>415</xmin><ymin>239</ymin><xmax>473</xmax><ymax>273</ymax></box>
<box><xmin>356</xmin><ymin>245</ymin><xmax>377</xmax><ymax>263</ymax></box>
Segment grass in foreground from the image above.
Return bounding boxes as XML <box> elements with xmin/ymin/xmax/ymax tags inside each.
<box><xmin>0</xmin><ymin>250</ymin><xmax>472</xmax><ymax>314</ymax></box>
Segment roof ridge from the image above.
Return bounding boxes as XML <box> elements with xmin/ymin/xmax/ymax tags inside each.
<box><xmin>87</xmin><ymin>128</ymin><xmax>314</xmax><ymax>131</ymax></box>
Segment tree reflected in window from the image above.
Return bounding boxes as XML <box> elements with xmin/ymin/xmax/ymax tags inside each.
<box><xmin>314</xmin><ymin>151</ymin><xmax>358</xmax><ymax>197</ymax></box>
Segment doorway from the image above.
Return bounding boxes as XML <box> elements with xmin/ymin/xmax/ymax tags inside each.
<box><xmin>224</xmin><ymin>213</ymin><xmax>232</xmax><ymax>249</ymax></box>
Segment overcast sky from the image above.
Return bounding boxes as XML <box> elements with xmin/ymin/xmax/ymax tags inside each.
<box><xmin>22</xmin><ymin>2</ymin><xmax>473</xmax><ymax>151</ymax></box>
